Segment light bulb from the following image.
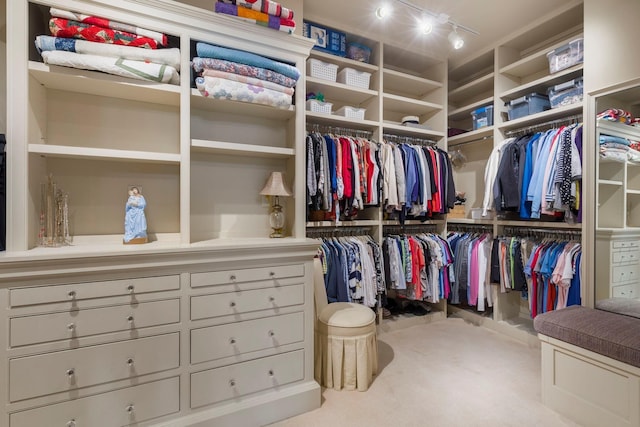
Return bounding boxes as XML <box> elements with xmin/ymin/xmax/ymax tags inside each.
<box><xmin>448</xmin><ymin>29</ymin><xmax>464</xmax><ymax>49</ymax></box>
<box><xmin>418</xmin><ymin>18</ymin><xmax>433</xmax><ymax>35</ymax></box>
<box><xmin>375</xmin><ymin>6</ymin><xmax>390</xmax><ymax>19</ymax></box>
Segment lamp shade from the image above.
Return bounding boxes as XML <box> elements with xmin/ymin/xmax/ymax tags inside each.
<box><xmin>260</xmin><ymin>171</ymin><xmax>292</xmax><ymax>197</ymax></box>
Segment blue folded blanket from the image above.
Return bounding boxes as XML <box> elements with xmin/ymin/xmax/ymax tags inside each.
<box><xmin>195</xmin><ymin>42</ymin><xmax>299</xmax><ymax>81</ymax></box>
<box><xmin>599</xmin><ymin>134</ymin><xmax>630</xmax><ymax>146</ymax></box>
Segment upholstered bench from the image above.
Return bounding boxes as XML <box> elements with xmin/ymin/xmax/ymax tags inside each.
<box><xmin>534</xmin><ymin>305</ymin><xmax>640</xmax><ymax>427</ymax></box>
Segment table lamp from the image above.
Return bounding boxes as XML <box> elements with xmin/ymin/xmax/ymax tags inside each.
<box><xmin>259</xmin><ymin>171</ymin><xmax>292</xmax><ymax>238</ymax></box>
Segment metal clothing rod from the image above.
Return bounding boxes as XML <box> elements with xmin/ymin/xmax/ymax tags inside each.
<box><xmin>502</xmin><ymin>226</ymin><xmax>582</xmax><ymax>237</ymax></box>
<box><xmin>383</xmin><ymin>224</ymin><xmax>438</xmax><ymax>236</ymax></box>
<box><xmin>307</xmin><ymin>124</ymin><xmax>373</xmax><ymax>139</ymax></box>
<box><xmin>504</xmin><ymin>114</ymin><xmax>583</xmax><ymax>137</ymax></box>
<box><xmin>306</xmin><ymin>226</ymin><xmax>373</xmax><ymax>238</ymax></box>
<box><xmin>448</xmin><ymin>224</ymin><xmax>493</xmax><ymax>233</ymax></box>
<box><xmin>382</xmin><ymin>133</ymin><xmax>437</xmax><ymax>146</ymax></box>
<box><xmin>448</xmin><ymin>135</ymin><xmax>493</xmax><ymax>149</ymax></box>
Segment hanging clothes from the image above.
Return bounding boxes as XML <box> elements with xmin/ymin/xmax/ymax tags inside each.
<box><xmin>446</xmin><ymin>231</ymin><xmax>493</xmax><ymax>311</ymax></box>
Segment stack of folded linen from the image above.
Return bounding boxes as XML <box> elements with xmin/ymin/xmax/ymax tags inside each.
<box><xmin>215</xmin><ymin>0</ymin><xmax>296</xmax><ymax>34</ymax></box>
<box><xmin>192</xmin><ymin>42</ymin><xmax>300</xmax><ymax>109</ymax></box>
<box><xmin>35</xmin><ymin>8</ymin><xmax>180</xmax><ymax>85</ymax></box>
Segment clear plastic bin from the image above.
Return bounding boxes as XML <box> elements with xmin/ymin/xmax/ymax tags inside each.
<box><xmin>548</xmin><ymin>77</ymin><xmax>584</xmax><ymax>108</ymax></box>
<box><xmin>546</xmin><ymin>38</ymin><xmax>584</xmax><ymax>74</ymax></box>
<box><xmin>337</xmin><ymin>67</ymin><xmax>371</xmax><ymax>89</ymax></box>
<box><xmin>471</xmin><ymin>105</ymin><xmax>493</xmax><ymax>130</ymax></box>
<box><xmin>335</xmin><ymin>106</ymin><xmax>365</xmax><ymax>120</ymax></box>
<box><xmin>346</xmin><ymin>42</ymin><xmax>372</xmax><ymax>63</ymax></box>
<box><xmin>307</xmin><ymin>58</ymin><xmax>338</xmax><ymax>82</ymax></box>
<box><xmin>306</xmin><ymin>99</ymin><xmax>333</xmax><ymax>114</ymax></box>
<box><xmin>506</xmin><ymin>93</ymin><xmax>550</xmax><ymax>120</ymax></box>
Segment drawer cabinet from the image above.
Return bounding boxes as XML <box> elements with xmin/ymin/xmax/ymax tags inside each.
<box><xmin>191</xmin><ymin>284</ymin><xmax>304</xmax><ymax>320</ymax></box>
<box><xmin>611</xmin><ymin>264</ymin><xmax>640</xmax><ymax>283</ymax></box>
<box><xmin>10</xmin><ymin>376</ymin><xmax>180</xmax><ymax>427</ymax></box>
<box><xmin>10</xmin><ymin>333</ymin><xmax>179</xmax><ymax>402</ymax></box>
<box><xmin>191</xmin><ymin>264</ymin><xmax>304</xmax><ymax>288</ymax></box>
<box><xmin>612</xmin><ymin>251</ymin><xmax>639</xmax><ymax>264</ymax></box>
<box><xmin>190</xmin><ymin>350</ymin><xmax>304</xmax><ymax>408</ymax></box>
<box><xmin>191</xmin><ymin>312</ymin><xmax>304</xmax><ymax>364</ymax></box>
<box><xmin>10</xmin><ymin>298</ymin><xmax>180</xmax><ymax>347</ymax></box>
<box><xmin>10</xmin><ymin>275</ymin><xmax>180</xmax><ymax>307</ymax></box>
<box><xmin>612</xmin><ymin>283</ymin><xmax>638</xmax><ymax>298</ymax></box>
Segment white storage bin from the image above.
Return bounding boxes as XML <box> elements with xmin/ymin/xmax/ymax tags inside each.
<box><xmin>335</xmin><ymin>106</ymin><xmax>365</xmax><ymax>120</ymax></box>
<box><xmin>307</xmin><ymin>58</ymin><xmax>338</xmax><ymax>82</ymax></box>
<box><xmin>306</xmin><ymin>99</ymin><xmax>333</xmax><ymax>114</ymax></box>
<box><xmin>336</xmin><ymin>67</ymin><xmax>371</xmax><ymax>89</ymax></box>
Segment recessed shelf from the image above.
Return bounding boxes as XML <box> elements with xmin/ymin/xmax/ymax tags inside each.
<box><xmin>29</xmin><ymin>61</ymin><xmax>180</xmax><ymax>106</ymax></box>
<box><xmin>190</xmin><ymin>88</ymin><xmax>295</xmax><ymax>119</ymax></box>
<box><xmin>383</xmin><ymin>68</ymin><xmax>442</xmax><ymax>97</ymax></box>
<box><xmin>29</xmin><ymin>144</ymin><xmax>181</xmax><ymax>164</ymax></box>
<box><xmin>383</xmin><ymin>94</ymin><xmax>442</xmax><ymax>116</ymax></box>
<box><xmin>191</xmin><ymin>139</ymin><xmax>294</xmax><ymax>158</ymax></box>
<box><xmin>306</xmin><ymin>77</ymin><xmax>378</xmax><ymax>105</ymax></box>
<box><xmin>382</xmin><ymin>122</ymin><xmax>445</xmax><ymax>139</ymax></box>
<box><xmin>448</xmin><ymin>127</ymin><xmax>494</xmax><ymax>146</ymax></box>
<box><xmin>309</xmin><ymin>50</ymin><xmax>379</xmax><ymax>72</ymax></box>
<box><xmin>447</xmin><ymin>218</ymin><xmax>494</xmax><ymax>225</ymax></box>
<box><xmin>448</xmin><ymin>97</ymin><xmax>494</xmax><ymax>121</ymax></box>
<box><xmin>498</xmin><ymin>103</ymin><xmax>583</xmax><ymax>132</ymax></box>
<box><xmin>305</xmin><ymin>112</ymin><xmax>380</xmax><ymax>130</ymax></box>
<box><xmin>499</xmin><ymin>64</ymin><xmax>583</xmax><ymax>101</ymax></box>
<box><xmin>448</xmin><ymin>73</ymin><xmax>494</xmax><ymax>104</ymax></box>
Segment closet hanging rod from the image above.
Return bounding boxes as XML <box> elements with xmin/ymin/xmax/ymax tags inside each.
<box><xmin>307</xmin><ymin>123</ymin><xmax>373</xmax><ymax>138</ymax></box>
<box><xmin>502</xmin><ymin>226</ymin><xmax>582</xmax><ymax>237</ymax></box>
<box><xmin>448</xmin><ymin>134</ymin><xmax>493</xmax><ymax>149</ymax></box>
<box><xmin>382</xmin><ymin>133</ymin><xmax>437</xmax><ymax>146</ymax></box>
<box><xmin>307</xmin><ymin>226</ymin><xmax>373</xmax><ymax>238</ymax></box>
<box><xmin>504</xmin><ymin>114</ymin><xmax>583</xmax><ymax>137</ymax></box>
<box><xmin>383</xmin><ymin>224</ymin><xmax>438</xmax><ymax>236</ymax></box>
<box><xmin>448</xmin><ymin>224</ymin><xmax>493</xmax><ymax>233</ymax></box>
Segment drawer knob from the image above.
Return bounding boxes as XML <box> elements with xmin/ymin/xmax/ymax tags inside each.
<box><xmin>229</xmin><ymin>301</ymin><xmax>236</xmax><ymax>308</ymax></box>
<box><xmin>230</xmin><ymin>274</ymin><xmax>237</xmax><ymax>281</ymax></box>
<box><xmin>67</xmin><ymin>368</ymin><xmax>75</xmax><ymax>377</ymax></box>
<box><xmin>268</xmin><ymin>369</ymin><xmax>274</xmax><ymax>377</ymax></box>
<box><xmin>229</xmin><ymin>379</ymin><xmax>236</xmax><ymax>387</ymax></box>
<box><xmin>269</xmin><ymin>271</ymin><xmax>276</xmax><ymax>277</ymax></box>
<box><xmin>127</xmin><ymin>285</ymin><xmax>135</xmax><ymax>294</ymax></box>
<box><xmin>126</xmin><ymin>404</ymin><xmax>135</xmax><ymax>414</ymax></box>
<box><xmin>268</xmin><ymin>330</ymin><xmax>275</xmax><ymax>337</ymax></box>
<box><xmin>127</xmin><ymin>358</ymin><xmax>134</xmax><ymax>366</ymax></box>
<box><xmin>269</xmin><ymin>296</ymin><xmax>275</xmax><ymax>302</ymax></box>
<box><xmin>229</xmin><ymin>338</ymin><xmax>236</xmax><ymax>344</ymax></box>
<box><xmin>127</xmin><ymin>315</ymin><xmax>135</xmax><ymax>324</ymax></box>
<box><xmin>67</xmin><ymin>420</ymin><xmax>76</xmax><ymax>427</ymax></box>
<box><xmin>68</xmin><ymin>290</ymin><xmax>76</xmax><ymax>299</ymax></box>
<box><xmin>67</xmin><ymin>323</ymin><xmax>76</xmax><ymax>331</ymax></box>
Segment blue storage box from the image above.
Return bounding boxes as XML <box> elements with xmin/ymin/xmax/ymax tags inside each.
<box><xmin>548</xmin><ymin>77</ymin><xmax>584</xmax><ymax>109</ymax></box>
<box><xmin>506</xmin><ymin>93</ymin><xmax>550</xmax><ymax>121</ymax></box>
<box><xmin>471</xmin><ymin>105</ymin><xmax>493</xmax><ymax>130</ymax></box>
<box><xmin>303</xmin><ymin>20</ymin><xmax>346</xmax><ymax>57</ymax></box>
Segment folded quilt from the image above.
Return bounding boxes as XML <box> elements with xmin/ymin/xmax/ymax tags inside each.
<box><xmin>195</xmin><ymin>76</ymin><xmax>292</xmax><ymax>109</ymax></box>
<box><xmin>50</xmin><ymin>8</ymin><xmax>167</xmax><ymax>46</ymax></box>
<box><xmin>50</xmin><ymin>18</ymin><xmax>160</xmax><ymax>49</ymax></box>
<box><xmin>41</xmin><ymin>50</ymin><xmax>180</xmax><ymax>84</ymax></box>
<box><xmin>36</xmin><ymin>35</ymin><xmax>180</xmax><ymax>69</ymax></box>
<box><xmin>597</xmin><ymin>108</ymin><xmax>633</xmax><ymax>124</ymax></box>
<box><xmin>201</xmin><ymin>69</ymin><xmax>293</xmax><ymax>95</ymax></box>
<box><xmin>220</xmin><ymin>0</ymin><xmax>294</xmax><ymax>19</ymax></box>
<box><xmin>215</xmin><ymin>2</ymin><xmax>295</xmax><ymax>33</ymax></box>
<box><xmin>192</xmin><ymin>57</ymin><xmax>296</xmax><ymax>88</ymax></box>
<box><xmin>195</xmin><ymin>42</ymin><xmax>300</xmax><ymax>81</ymax></box>
<box><xmin>599</xmin><ymin>134</ymin><xmax>631</xmax><ymax>146</ymax></box>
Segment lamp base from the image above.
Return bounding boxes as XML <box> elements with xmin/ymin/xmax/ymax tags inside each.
<box><xmin>269</xmin><ymin>228</ymin><xmax>285</xmax><ymax>238</ymax></box>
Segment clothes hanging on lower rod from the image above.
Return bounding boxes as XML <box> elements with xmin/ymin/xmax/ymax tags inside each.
<box><xmin>316</xmin><ymin>235</ymin><xmax>385</xmax><ymax>308</ymax></box>
<box><xmin>382</xmin><ymin>233</ymin><xmax>453</xmax><ymax>303</ymax></box>
<box><xmin>492</xmin><ymin>235</ymin><xmax>582</xmax><ymax>318</ymax></box>
<box><xmin>446</xmin><ymin>231</ymin><xmax>493</xmax><ymax>312</ymax></box>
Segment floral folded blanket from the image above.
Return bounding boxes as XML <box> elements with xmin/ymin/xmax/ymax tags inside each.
<box><xmin>219</xmin><ymin>0</ymin><xmax>294</xmax><ymax>19</ymax></box>
<box><xmin>215</xmin><ymin>1</ymin><xmax>295</xmax><ymax>34</ymax></box>
<box><xmin>36</xmin><ymin>35</ymin><xmax>180</xmax><ymax>69</ymax></box>
<box><xmin>50</xmin><ymin>8</ymin><xmax>168</xmax><ymax>46</ymax></box>
<box><xmin>200</xmin><ymin>69</ymin><xmax>293</xmax><ymax>95</ymax></box>
<box><xmin>195</xmin><ymin>76</ymin><xmax>292</xmax><ymax>109</ymax></box>
<box><xmin>195</xmin><ymin>42</ymin><xmax>299</xmax><ymax>81</ymax></box>
<box><xmin>192</xmin><ymin>57</ymin><xmax>297</xmax><ymax>88</ymax></box>
<box><xmin>49</xmin><ymin>17</ymin><xmax>160</xmax><ymax>49</ymax></box>
<box><xmin>41</xmin><ymin>50</ymin><xmax>180</xmax><ymax>84</ymax></box>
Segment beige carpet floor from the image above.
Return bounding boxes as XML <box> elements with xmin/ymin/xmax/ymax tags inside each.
<box><xmin>268</xmin><ymin>316</ymin><xmax>580</xmax><ymax>427</ymax></box>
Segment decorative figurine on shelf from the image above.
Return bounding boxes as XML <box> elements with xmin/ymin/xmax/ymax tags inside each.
<box><xmin>123</xmin><ymin>186</ymin><xmax>148</xmax><ymax>244</ymax></box>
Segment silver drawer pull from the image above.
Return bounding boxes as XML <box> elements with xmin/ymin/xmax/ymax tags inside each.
<box><xmin>127</xmin><ymin>358</ymin><xmax>134</xmax><ymax>366</ymax></box>
<box><xmin>268</xmin><ymin>369</ymin><xmax>274</xmax><ymax>377</ymax></box>
<box><xmin>67</xmin><ymin>419</ymin><xmax>76</xmax><ymax>427</ymax></box>
<box><xmin>67</xmin><ymin>369</ymin><xmax>75</xmax><ymax>377</ymax></box>
<box><xmin>127</xmin><ymin>315</ymin><xmax>135</xmax><ymax>324</ymax></box>
<box><xmin>268</xmin><ymin>330</ymin><xmax>275</xmax><ymax>337</ymax></box>
<box><xmin>229</xmin><ymin>338</ymin><xmax>236</xmax><ymax>344</ymax></box>
<box><xmin>68</xmin><ymin>290</ymin><xmax>76</xmax><ymax>299</ymax></box>
<box><xmin>126</xmin><ymin>404</ymin><xmax>135</xmax><ymax>414</ymax></box>
<box><xmin>229</xmin><ymin>301</ymin><xmax>236</xmax><ymax>308</ymax></box>
<box><xmin>230</xmin><ymin>274</ymin><xmax>237</xmax><ymax>281</ymax></box>
<box><xmin>269</xmin><ymin>296</ymin><xmax>275</xmax><ymax>302</ymax></box>
<box><xmin>67</xmin><ymin>323</ymin><xmax>76</xmax><ymax>331</ymax></box>
<box><xmin>269</xmin><ymin>271</ymin><xmax>276</xmax><ymax>277</ymax></box>
<box><xmin>229</xmin><ymin>379</ymin><xmax>236</xmax><ymax>387</ymax></box>
<box><xmin>127</xmin><ymin>285</ymin><xmax>135</xmax><ymax>294</ymax></box>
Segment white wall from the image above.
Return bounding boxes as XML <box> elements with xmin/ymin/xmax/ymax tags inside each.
<box><xmin>1</xmin><ymin>0</ymin><xmax>6</xmax><ymax>134</ymax></box>
<box><xmin>584</xmin><ymin>0</ymin><xmax>640</xmax><ymax>94</ymax></box>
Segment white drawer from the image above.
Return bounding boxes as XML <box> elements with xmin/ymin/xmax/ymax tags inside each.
<box><xmin>191</xmin><ymin>264</ymin><xmax>304</xmax><ymax>288</ymax></box>
<box><xmin>191</xmin><ymin>350</ymin><xmax>304</xmax><ymax>408</ymax></box>
<box><xmin>191</xmin><ymin>312</ymin><xmax>304</xmax><ymax>364</ymax></box>
<box><xmin>10</xmin><ymin>299</ymin><xmax>180</xmax><ymax>347</ymax></box>
<box><xmin>10</xmin><ymin>376</ymin><xmax>179</xmax><ymax>427</ymax></box>
<box><xmin>612</xmin><ymin>284</ymin><xmax>638</xmax><ymax>298</ymax></box>
<box><xmin>612</xmin><ymin>251</ymin><xmax>639</xmax><ymax>264</ymax></box>
<box><xmin>10</xmin><ymin>333</ymin><xmax>179</xmax><ymax>402</ymax></box>
<box><xmin>612</xmin><ymin>240</ymin><xmax>640</xmax><ymax>249</ymax></box>
<box><xmin>10</xmin><ymin>275</ymin><xmax>180</xmax><ymax>307</ymax></box>
<box><xmin>611</xmin><ymin>264</ymin><xmax>640</xmax><ymax>283</ymax></box>
<box><xmin>190</xmin><ymin>284</ymin><xmax>304</xmax><ymax>320</ymax></box>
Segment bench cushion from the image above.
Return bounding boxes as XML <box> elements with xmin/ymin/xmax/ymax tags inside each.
<box><xmin>596</xmin><ymin>297</ymin><xmax>640</xmax><ymax>319</ymax></box>
<box><xmin>534</xmin><ymin>306</ymin><xmax>640</xmax><ymax>368</ymax></box>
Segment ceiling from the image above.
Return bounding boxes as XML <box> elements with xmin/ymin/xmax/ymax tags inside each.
<box><xmin>303</xmin><ymin>0</ymin><xmax>579</xmax><ymax>65</ymax></box>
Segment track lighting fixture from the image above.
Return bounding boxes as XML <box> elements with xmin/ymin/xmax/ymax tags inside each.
<box><xmin>374</xmin><ymin>0</ymin><xmax>477</xmax><ymax>46</ymax></box>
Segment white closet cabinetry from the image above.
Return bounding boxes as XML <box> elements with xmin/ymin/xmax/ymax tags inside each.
<box><xmin>5</xmin><ymin>0</ymin><xmax>319</xmax><ymax>426</ymax></box>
